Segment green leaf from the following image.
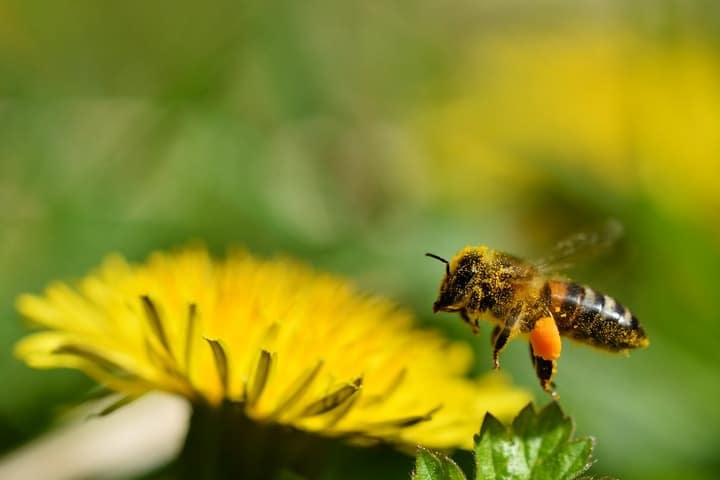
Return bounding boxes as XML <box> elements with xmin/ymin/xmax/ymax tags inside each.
<box><xmin>474</xmin><ymin>402</ymin><xmax>594</xmax><ymax>480</ymax></box>
<box><xmin>413</xmin><ymin>446</ymin><xmax>467</xmax><ymax>480</ymax></box>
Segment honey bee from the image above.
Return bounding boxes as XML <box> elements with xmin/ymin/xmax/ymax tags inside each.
<box><xmin>426</xmin><ymin>227</ymin><xmax>649</xmax><ymax>397</ymax></box>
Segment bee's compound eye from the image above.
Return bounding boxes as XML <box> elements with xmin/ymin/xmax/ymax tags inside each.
<box><xmin>452</xmin><ymin>267</ymin><xmax>473</xmax><ymax>289</ymax></box>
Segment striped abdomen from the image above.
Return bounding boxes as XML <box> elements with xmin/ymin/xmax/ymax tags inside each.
<box><xmin>547</xmin><ymin>280</ymin><xmax>649</xmax><ymax>351</ymax></box>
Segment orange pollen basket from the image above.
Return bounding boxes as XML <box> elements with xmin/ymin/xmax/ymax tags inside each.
<box><xmin>529</xmin><ymin>316</ymin><xmax>562</xmax><ymax>361</ymax></box>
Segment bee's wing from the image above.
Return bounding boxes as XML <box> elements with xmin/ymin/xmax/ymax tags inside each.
<box><xmin>533</xmin><ymin>219</ymin><xmax>624</xmax><ymax>274</ymax></box>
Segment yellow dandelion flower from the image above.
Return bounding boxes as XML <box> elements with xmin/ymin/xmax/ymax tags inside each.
<box><xmin>15</xmin><ymin>247</ymin><xmax>529</xmax><ymax>449</ymax></box>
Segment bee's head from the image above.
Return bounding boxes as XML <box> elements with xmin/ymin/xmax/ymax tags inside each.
<box><xmin>426</xmin><ymin>248</ymin><xmax>484</xmax><ymax>313</ymax></box>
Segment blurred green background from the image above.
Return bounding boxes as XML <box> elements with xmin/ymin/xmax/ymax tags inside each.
<box><xmin>1</xmin><ymin>1</ymin><xmax>719</xmax><ymax>478</ymax></box>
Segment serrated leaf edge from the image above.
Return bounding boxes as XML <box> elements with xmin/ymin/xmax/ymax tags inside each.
<box><xmin>414</xmin><ymin>445</ymin><xmax>467</xmax><ymax>480</ymax></box>
<box><xmin>473</xmin><ymin>402</ymin><xmax>596</xmax><ymax>480</ymax></box>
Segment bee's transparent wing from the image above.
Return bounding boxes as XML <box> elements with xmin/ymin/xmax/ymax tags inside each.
<box><xmin>534</xmin><ymin>219</ymin><xmax>624</xmax><ymax>274</ymax></box>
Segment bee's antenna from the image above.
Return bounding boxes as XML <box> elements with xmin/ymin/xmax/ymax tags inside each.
<box><xmin>425</xmin><ymin>252</ymin><xmax>450</xmax><ymax>275</ymax></box>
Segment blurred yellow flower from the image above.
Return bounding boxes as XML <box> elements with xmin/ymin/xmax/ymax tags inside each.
<box><xmin>15</xmin><ymin>247</ymin><xmax>529</xmax><ymax>449</ymax></box>
<box><xmin>416</xmin><ymin>28</ymin><xmax>720</xmax><ymax>221</ymax></box>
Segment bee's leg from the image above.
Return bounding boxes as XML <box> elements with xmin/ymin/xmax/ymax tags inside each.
<box><xmin>529</xmin><ymin>343</ymin><xmax>558</xmax><ymax>399</ymax></box>
<box><xmin>461</xmin><ymin>309</ymin><xmax>479</xmax><ymax>335</ymax></box>
<box><xmin>490</xmin><ymin>325</ymin><xmax>511</xmax><ymax>369</ymax></box>
<box><xmin>529</xmin><ymin>316</ymin><xmax>562</xmax><ymax>361</ymax></box>
<box><xmin>529</xmin><ymin>315</ymin><xmax>561</xmax><ymax>398</ymax></box>
<box><xmin>490</xmin><ymin>308</ymin><xmax>523</xmax><ymax>369</ymax></box>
